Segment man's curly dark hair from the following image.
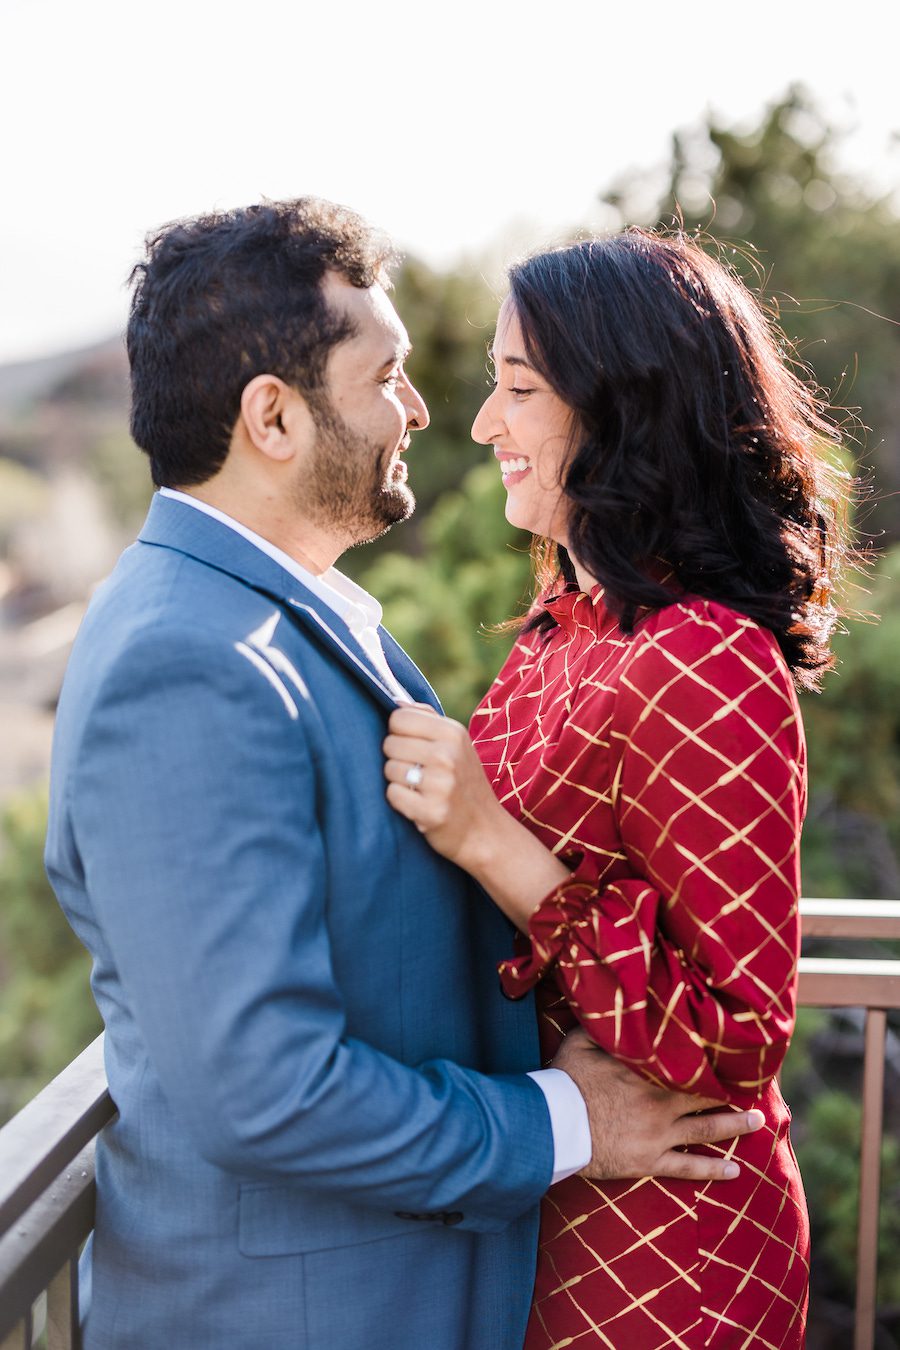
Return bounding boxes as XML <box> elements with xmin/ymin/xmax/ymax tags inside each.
<box><xmin>126</xmin><ymin>197</ymin><xmax>397</xmax><ymax>487</ymax></box>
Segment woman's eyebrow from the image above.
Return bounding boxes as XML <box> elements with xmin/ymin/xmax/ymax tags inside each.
<box><xmin>487</xmin><ymin>346</ymin><xmax>535</xmax><ymax>371</ymax></box>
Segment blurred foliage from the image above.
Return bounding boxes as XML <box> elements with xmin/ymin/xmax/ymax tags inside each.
<box><xmin>342</xmin><ymin>258</ymin><xmax>500</xmax><ymax>582</ymax></box>
<box><xmin>799</xmin><ymin>546</ymin><xmax>900</xmax><ymax>899</ymax></box>
<box><xmin>803</xmin><ymin>548</ymin><xmax>900</xmax><ymax>819</ymax></box>
<box><xmin>363</xmin><ymin>462</ymin><xmax>531</xmax><ymax>717</ymax></box>
<box><xmin>390</xmin><ymin>256</ymin><xmax>498</xmax><ymax>506</ymax></box>
<box><xmin>87</xmin><ymin>429</ymin><xmax>153</xmax><ymax>531</ymax></box>
<box><xmin>795</xmin><ymin>1089</ymin><xmax>900</xmax><ymax>1306</ymax></box>
<box><xmin>781</xmin><ymin>1004</ymin><xmax>900</xmax><ymax>1310</ymax></box>
<box><xmin>0</xmin><ymin>786</ymin><xmax>101</xmax><ymax>1121</ymax></box>
<box><xmin>0</xmin><ymin>457</ymin><xmax>47</xmax><ymax>548</ymax></box>
<box><xmin>778</xmin><ymin>1004</ymin><xmax>830</xmax><ymax>1105</ymax></box>
<box><xmin>603</xmin><ymin>83</ymin><xmax>900</xmax><ymax>542</ymax></box>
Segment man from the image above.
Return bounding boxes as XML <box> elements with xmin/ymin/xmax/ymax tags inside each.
<box><xmin>45</xmin><ymin>198</ymin><xmax>760</xmax><ymax>1350</ymax></box>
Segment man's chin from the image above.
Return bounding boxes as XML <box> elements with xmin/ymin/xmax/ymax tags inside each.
<box><xmin>352</xmin><ymin>485</ymin><xmax>416</xmax><ymax>547</ymax></box>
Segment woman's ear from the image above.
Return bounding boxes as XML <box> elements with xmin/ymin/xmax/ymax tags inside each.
<box><xmin>238</xmin><ymin>374</ymin><xmax>314</xmax><ymax>463</ymax></box>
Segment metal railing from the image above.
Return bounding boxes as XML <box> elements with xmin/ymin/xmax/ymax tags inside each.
<box><xmin>797</xmin><ymin>899</ymin><xmax>900</xmax><ymax>1350</ymax></box>
<box><xmin>1</xmin><ymin>899</ymin><xmax>898</xmax><ymax>1350</ymax></box>
<box><xmin>0</xmin><ymin>1037</ymin><xmax>113</xmax><ymax>1350</ymax></box>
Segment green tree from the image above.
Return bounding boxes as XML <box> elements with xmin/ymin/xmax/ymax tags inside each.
<box><xmin>343</xmin><ymin>257</ymin><xmax>498</xmax><ymax>585</ymax></box>
<box><xmin>0</xmin><ymin>785</ymin><xmax>101</xmax><ymax>1122</ymax></box>
<box><xmin>364</xmin><ymin>461</ymin><xmax>531</xmax><ymax>721</ymax></box>
<box><xmin>603</xmin><ymin>84</ymin><xmax>900</xmax><ymax>541</ymax></box>
<box><xmin>799</xmin><ymin>546</ymin><xmax>900</xmax><ymax>899</ymax></box>
<box><xmin>795</xmin><ymin>1089</ymin><xmax>900</xmax><ymax>1306</ymax></box>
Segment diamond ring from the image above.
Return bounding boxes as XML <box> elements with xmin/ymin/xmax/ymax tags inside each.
<box><xmin>404</xmin><ymin>763</ymin><xmax>425</xmax><ymax>790</ymax></box>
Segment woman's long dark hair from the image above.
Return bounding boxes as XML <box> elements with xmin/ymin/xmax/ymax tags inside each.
<box><xmin>508</xmin><ymin>228</ymin><xmax>854</xmax><ymax>690</ymax></box>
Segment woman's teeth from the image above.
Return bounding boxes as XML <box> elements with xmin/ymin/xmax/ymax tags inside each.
<box><xmin>501</xmin><ymin>458</ymin><xmax>530</xmax><ymax>477</ymax></box>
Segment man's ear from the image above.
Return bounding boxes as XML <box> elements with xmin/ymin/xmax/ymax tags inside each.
<box><xmin>239</xmin><ymin>374</ymin><xmax>314</xmax><ymax>463</ymax></box>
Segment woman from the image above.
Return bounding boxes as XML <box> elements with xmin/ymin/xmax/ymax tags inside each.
<box><xmin>383</xmin><ymin>229</ymin><xmax>850</xmax><ymax>1347</ymax></box>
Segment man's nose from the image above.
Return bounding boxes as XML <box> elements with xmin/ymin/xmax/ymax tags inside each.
<box><xmin>405</xmin><ymin>378</ymin><xmax>430</xmax><ymax>432</ymax></box>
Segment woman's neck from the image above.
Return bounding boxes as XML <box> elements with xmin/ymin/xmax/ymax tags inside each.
<box><xmin>572</xmin><ymin>556</ymin><xmax>599</xmax><ymax>596</ymax></box>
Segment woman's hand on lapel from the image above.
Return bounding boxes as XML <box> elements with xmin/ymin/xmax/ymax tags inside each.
<box><xmin>384</xmin><ymin>704</ymin><xmax>572</xmax><ymax>929</ymax></box>
<box><xmin>383</xmin><ymin>704</ymin><xmax>506</xmax><ymax>873</ymax></box>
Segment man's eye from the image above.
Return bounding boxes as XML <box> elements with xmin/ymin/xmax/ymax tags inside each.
<box><xmin>380</xmin><ymin>371</ymin><xmax>401</xmax><ymax>387</ymax></box>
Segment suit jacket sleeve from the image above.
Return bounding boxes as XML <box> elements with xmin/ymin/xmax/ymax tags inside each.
<box><xmin>63</xmin><ymin>626</ymin><xmax>552</xmax><ymax>1230</ymax></box>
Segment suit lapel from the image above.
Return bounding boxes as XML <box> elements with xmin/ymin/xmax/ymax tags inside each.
<box><xmin>138</xmin><ymin>493</ymin><xmax>410</xmax><ymax>715</ymax></box>
<box><xmin>378</xmin><ymin>628</ymin><xmax>443</xmax><ymax>712</ymax></box>
<box><xmin>282</xmin><ymin>597</ymin><xmax>402</xmax><ymax>712</ymax></box>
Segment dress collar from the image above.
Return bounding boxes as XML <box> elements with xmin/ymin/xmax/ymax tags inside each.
<box><xmin>542</xmin><ymin>584</ymin><xmax>612</xmax><ymax>639</ymax></box>
<box><xmin>542</xmin><ymin>564</ymin><xmax>681</xmax><ymax>640</ymax></box>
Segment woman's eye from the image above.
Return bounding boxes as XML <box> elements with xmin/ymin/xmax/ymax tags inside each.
<box><xmin>510</xmin><ymin>387</ymin><xmax>534</xmax><ymax>397</ymax></box>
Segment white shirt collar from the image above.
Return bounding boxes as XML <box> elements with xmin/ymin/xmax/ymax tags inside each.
<box><xmin>158</xmin><ymin>488</ymin><xmax>384</xmax><ymax>638</ymax></box>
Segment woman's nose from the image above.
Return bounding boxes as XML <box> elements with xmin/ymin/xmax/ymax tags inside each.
<box><xmin>471</xmin><ymin>389</ymin><xmax>500</xmax><ymax>444</ymax></box>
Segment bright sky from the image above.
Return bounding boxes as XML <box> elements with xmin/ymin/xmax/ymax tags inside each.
<box><xmin>2</xmin><ymin>0</ymin><xmax>897</xmax><ymax>365</ymax></box>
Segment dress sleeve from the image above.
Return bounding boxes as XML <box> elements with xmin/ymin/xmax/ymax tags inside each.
<box><xmin>498</xmin><ymin>603</ymin><xmax>806</xmax><ymax>1106</ymax></box>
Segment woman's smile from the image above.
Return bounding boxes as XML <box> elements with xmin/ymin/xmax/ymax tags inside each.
<box><xmin>496</xmin><ymin>453</ymin><xmax>531</xmax><ymax>485</ymax></box>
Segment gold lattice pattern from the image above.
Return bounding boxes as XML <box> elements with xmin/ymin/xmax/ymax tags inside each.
<box><xmin>470</xmin><ymin>590</ymin><xmax>810</xmax><ymax>1348</ymax></box>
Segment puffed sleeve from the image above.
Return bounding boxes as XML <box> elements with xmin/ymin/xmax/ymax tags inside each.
<box><xmin>498</xmin><ymin>601</ymin><xmax>806</xmax><ymax>1106</ymax></box>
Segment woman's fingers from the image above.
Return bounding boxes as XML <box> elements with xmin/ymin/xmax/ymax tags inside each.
<box><xmin>384</xmin><ymin>759</ymin><xmax>419</xmax><ymax>786</ymax></box>
<box><xmin>382</xmin><ymin>707</ymin><xmax>496</xmax><ymax>865</ymax></box>
<box><xmin>385</xmin><ymin>781</ymin><xmax>435</xmax><ymax>834</ymax></box>
<box><xmin>389</xmin><ymin>706</ymin><xmax>449</xmax><ymax>739</ymax></box>
<box><xmin>382</xmin><ymin>734</ymin><xmax>444</xmax><ymax>768</ymax></box>
<box><xmin>385</xmin><ymin>780</ymin><xmax>424</xmax><ymax>817</ymax></box>
<box><xmin>383</xmin><ymin>758</ymin><xmax>453</xmax><ymax>791</ymax></box>
<box><xmin>382</xmin><ymin>714</ymin><xmax>456</xmax><ymax>832</ymax></box>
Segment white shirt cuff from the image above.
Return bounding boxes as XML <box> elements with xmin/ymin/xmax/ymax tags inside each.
<box><xmin>527</xmin><ymin>1067</ymin><xmax>592</xmax><ymax>1184</ymax></box>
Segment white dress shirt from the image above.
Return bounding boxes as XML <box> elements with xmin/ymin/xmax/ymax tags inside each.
<box><xmin>159</xmin><ymin>488</ymin><xmax>591</xmax><ymax>1183</ymax></box>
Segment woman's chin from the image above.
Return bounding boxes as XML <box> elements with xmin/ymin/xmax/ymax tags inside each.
<box><xmin>504</xmin><ymin>500</ymin><xmax>532</xmax><ymax>533</ymax></box>
<box><xmin>504</xmin><ymin>501</ymin><xmax>558</xmax><ymax>540</ymax></box>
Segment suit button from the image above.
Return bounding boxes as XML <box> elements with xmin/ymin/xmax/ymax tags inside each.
<box><xmin>441</xmin><ymin>1212</ymin><xmax>464</xmax><ymax>1226</ymax></box>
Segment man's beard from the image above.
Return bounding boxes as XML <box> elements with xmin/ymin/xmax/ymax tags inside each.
<box><xmin>299</xmin><ymin>396</ymin><xmax>415</xmax><ymax>546</ymax></box>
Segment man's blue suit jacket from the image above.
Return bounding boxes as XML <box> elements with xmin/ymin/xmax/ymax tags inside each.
<box><xmin>45</xmin><ymin>493</ymin><xmax>554</xmax><ymax>1350</ymax></box>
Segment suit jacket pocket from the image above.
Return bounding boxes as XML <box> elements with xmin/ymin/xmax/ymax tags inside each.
<box><xmin>238</xmin><ymin>1183</ymin><xmax>421</xmax><ymax>1256</ymax></box>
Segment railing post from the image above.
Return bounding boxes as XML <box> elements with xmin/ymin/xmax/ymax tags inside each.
<box><xmin>0</xmin><ymin>1306</ymin><xmax>30</xmax><ymax>1350</ymax></box>
<box><xmin>854</xmin><ymin>1008</ymin><xmax>887</xmax><ymax>1350</ymax></box>
<box><xmin>47</xmin><ymin>1255</ymin><xmax>80</xmax><ymax>1350</ymax></box>
<box><xmin>0</xmin><ymin>1034</ymin><xmax>111</xmax><ymax>1346</ymax></box>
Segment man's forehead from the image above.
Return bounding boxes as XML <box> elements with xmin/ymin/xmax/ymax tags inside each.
<box><xmin>322</xmin><ymin>271</ymin><xmax>409</xmax><ymax>356</ymax></box>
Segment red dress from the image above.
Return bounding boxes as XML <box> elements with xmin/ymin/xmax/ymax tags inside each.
<box><xmin>470</xmin><ymin>587</ymin><xmax>810</xmax><ymax>1349</ymax></box>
